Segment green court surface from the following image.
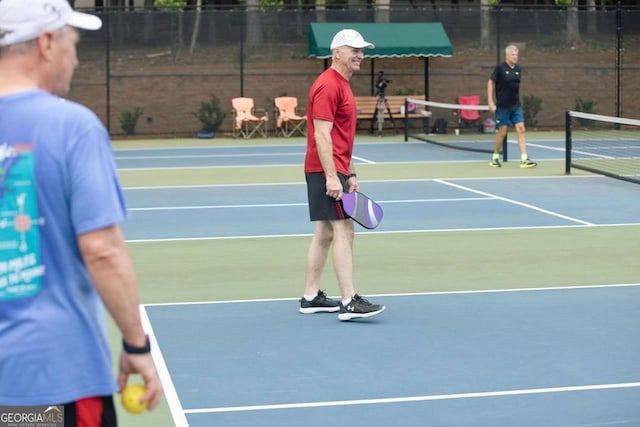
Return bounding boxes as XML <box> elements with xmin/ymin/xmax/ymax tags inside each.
<box><xmin>108</xmin><ymin>133</ymin><xmax>638</xmax><ymax>426</ymax></box>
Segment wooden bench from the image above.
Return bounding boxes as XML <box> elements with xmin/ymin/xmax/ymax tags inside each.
<box><xmin>354</xmin><ymin>95</ymin><xmax>431</xmax><ymax>132</ymax></box>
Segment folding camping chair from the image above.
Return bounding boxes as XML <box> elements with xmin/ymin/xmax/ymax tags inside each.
<box><xmin>456</xmin><ymin>95</ymin><xmax>483</xmax><ymax>133</ymax></box>
<box><xmin>274</xmin><ymin>97</ymin><xmax>307</xmax><ymax>137</ymax></box>
<box><xmin>231</xmin><ymin>97</ymin><xmax>269</xmax><ymax>139</ymax></box>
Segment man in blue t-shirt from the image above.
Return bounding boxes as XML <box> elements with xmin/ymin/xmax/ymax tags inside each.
<box><xmin>0</xmin><ymin>0</ymin><xmax>163</xmax><ymax>424</ymax></box>
<box><xmin>487</xmin><ymin>45</ymin><xmax>537</xmax><ymax>169</ymax></box>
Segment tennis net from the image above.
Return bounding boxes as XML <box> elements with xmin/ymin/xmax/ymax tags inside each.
<box><xmin>403</xmin><ymin>98</ymin><xmax>507</xmax><ymax>157</ymax></box>
<box><xmin>565</xmin><ymin>111</ymin><xmax>640</xmax><ymax>184</ymax></box>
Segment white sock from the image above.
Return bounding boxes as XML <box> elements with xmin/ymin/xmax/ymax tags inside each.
<box><xmin>342</xmin><ymin>298</ymin><xmax>352</xmax><ymax>306</ymax></box>
<box><xmin>304</xmin><ymin>294</ymin><xmax>317</xmax><ymax>301</ymax></box>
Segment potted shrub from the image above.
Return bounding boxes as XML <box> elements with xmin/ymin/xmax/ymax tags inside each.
<box><xmin>120</xmin><ymin>106</ymin><xmax>144</xmax><ymax>135</ymax></box>
<box><xmin>192</xmin><ymin>95</ymin><xmax>226</xmax><ymax>138</ymax></box>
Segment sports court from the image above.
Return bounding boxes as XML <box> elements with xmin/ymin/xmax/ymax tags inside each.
<box><xmin>113</xmin><ymin>133</ymin><xmax>640</xmax><ymax>426</ymax></box>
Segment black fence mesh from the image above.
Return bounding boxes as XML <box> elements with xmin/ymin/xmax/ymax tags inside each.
<box><xmin>68</xmin><ymin>5</ymin><xmax>639</xmax><ymax>137</ymax></box>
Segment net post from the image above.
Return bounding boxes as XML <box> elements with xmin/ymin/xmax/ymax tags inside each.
<box><xmin>502</xmin><ymin>132</ymin><xmax>508</xmax><ymax>162</ymax></box>
<box><xmin>615</xmin><ymin>0</ymin><xmax>622</xmax><ymax>125</ymax></box>
<box><xmin>403</xmin><ymin>98</ymin><xmax>409</xmax><ymax>142</ymax></box>
<box><xmin>565</xmin><ymin>111</ymin><xmax>572</xmax><ymax>175</ymax></box>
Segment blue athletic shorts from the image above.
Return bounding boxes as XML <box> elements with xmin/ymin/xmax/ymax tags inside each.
<box><xmin>495</xmin><ymin>107</ymin><xmax>524</xmax><ymax>127</ymax></box>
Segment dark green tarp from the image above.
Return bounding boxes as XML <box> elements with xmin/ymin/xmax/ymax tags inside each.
<box><xmin>309</xmin><ymin>22</ymin><xmax>453</xmax><ymax>59</ymax></box>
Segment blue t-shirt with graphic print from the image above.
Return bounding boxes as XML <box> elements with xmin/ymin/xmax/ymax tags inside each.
<box><xmin>0</xmin><ymin>90</ymin><xmax>127</xmax><ymax>405</ymax></box>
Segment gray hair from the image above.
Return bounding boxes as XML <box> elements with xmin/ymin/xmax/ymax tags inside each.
<box><xmin>0</xmin><ymin>38</ymin><xmax>35</xmax><ymax>57</ymax></box>
<box><xmin>505</xmin><ymin>45</ymin><xmax>519</xmax><ymax>55</ymax></box>
<box><xmin>0</xmin><ymin>26</ymin><xmax>68</xmax><ymax>58</ymax></box>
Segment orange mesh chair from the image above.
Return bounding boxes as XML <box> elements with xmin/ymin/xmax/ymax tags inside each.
<box><xmin>232</xmin><ymin>97</ymin><xmax>269</xmax><ymax>139</ymax></box>
<box><xmin>456</xmin><ymin>95</ymin><xmax>483</xmax><ymax>133</ymax></box>
<box><xmin>274</xmin><ymin>97</ymin><xmax>307</xmax><ymax>137</ymax></box>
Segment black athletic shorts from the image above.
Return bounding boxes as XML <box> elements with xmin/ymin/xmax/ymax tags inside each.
<box><xmin>305</xmin><ymin>172</ymin><xmax>348</xmax><ymax>221</ymax></box>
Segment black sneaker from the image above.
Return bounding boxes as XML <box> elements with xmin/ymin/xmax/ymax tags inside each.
<box><xmin>299</xmin><ymin>290</ymin><xmax>340</xmax><ymax>314</ymax></box>
<box><xmin>489</xmin><ymin>158</ymin><xmax>502</xmax><ymax>168</ymax></box>
<box><xmin>338</xmin><ymin>294</ymin><xmax>385</xmax><ymax>321</ymax></box>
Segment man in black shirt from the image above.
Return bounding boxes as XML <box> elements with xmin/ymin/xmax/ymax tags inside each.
<box><xmin>487</xmin><ymin>45</ymin><xmax>537</xmax><ymax>168</ymax></box>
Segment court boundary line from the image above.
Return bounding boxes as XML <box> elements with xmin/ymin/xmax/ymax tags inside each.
<box><xmin>112</xmin><ymin>138</ymin><xmax>567</xmax><ymax>154</ymax></box>
<box><xmin>140</xmin><ymin>307</ymin><xmax>189</xmax><ymax>427</ymax></box>
<box><xmin>115</xmin><ymin>152</ymin><xmax>304</xmax><ymax>160</ymax></box>
<box><xmin>125</xmin><ymin>222</ymin><xmax>640</xmax><ymax>243</ymax></box>
<box><xmin>182</xmin><ymin>382</ymin><xmax>640</xmax><ymax>414</ymax></box>
<box><xmin>435</xmin><ymin>178</ymin><xmax>594</xmax><ymax>226</ymax></box>
<box><xmin>127</xmin><ymin>197</ymin><xmax>493</xmax><ymax>212</ymax></box>
<box><xmin>121</xmin><ymin>175</ymin><xmax>606</xmax><ymax>191</ymax></box>
<box><xmin>142</xmin><ymin>282</ymin><xmax>640</xmax><ymax>307</ymax></box>
<box><xmin>146</xmin><ymin>284</ymin><xmax>640</xmax><ymax>421</ymax></box>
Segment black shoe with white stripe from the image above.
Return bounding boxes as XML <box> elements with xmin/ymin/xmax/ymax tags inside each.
<box><xmin>338</xmin><ymin>294</ymin><xmax>385</xmax><ymax>321</ymax></box>
<box><xmin>299</xmin><ymin>290</ymin><xmax>340</xmax><ymax>314</ymax></box>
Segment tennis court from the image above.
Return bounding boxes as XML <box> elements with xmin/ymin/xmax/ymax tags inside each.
<box><xmin>111</xmin><ymin>134</ymin><xmax>640</xmax><ymax>426</ymax></box>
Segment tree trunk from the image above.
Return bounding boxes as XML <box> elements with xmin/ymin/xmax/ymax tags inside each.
<box><xmin>375</xmin><ymin>0</ymin><xmax>390</xmax><ymax>23</ymax></box>
<box><xmin>565</xmin><ymin>0</ymin><xmax>582</xmax><ymax>48</ymax></box>
<box><xmin>480</xmin><ymin>0</ymin><xmax>492</xmax><ymax>50</ymax></box>
<box><xmin>189</xmin><ymin>0</ymin><xmax>202</xmax><ymax>55</ymax></box>
<box><xmin>586</xmin><ymin>0</ymin><xmax>597</xmax><ymax>34</ymax></box>
<box><xmin>315</xmin><ymin>0</ymin><xmax>326</xmax><ymax>23</ymax></box>
<box><xmin>172</xmin><ymin>12</ymin><xmax>184</xmax><ymax>60</ymax></box>
<box><xmin>142</xmin><ymin>0</ymin><xmax>155</xmax><ymax>43</ymax></box>
<box><xmin>296</xmin><ymin>0</ymin><xmax>304</xmax><ymax>38</ymax></box>
<box><xmin>246</xmin><ymin>0</ymin><xmax>263</xmax><ymax>47</ymax></box>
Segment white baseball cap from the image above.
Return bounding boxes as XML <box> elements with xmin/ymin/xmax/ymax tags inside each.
<box><xmin>0</xmin><ymin>0</ymin><xmax>102</xmax><ymax>47</ymax></box>
<box><xmin>330</xmin><ymin>29</ymin><xmax>375</xmax><ymax>50</ymax></box>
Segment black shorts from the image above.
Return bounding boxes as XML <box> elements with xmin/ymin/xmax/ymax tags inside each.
<box><xmin>305</xmin><ymin>172</ymin><xmax>348</xmax><ymax>221</ymax></box>
<box><xmin>63</xmin><ymin>396</ymin><xmax>116</xmax><ymax>427</ymax></box>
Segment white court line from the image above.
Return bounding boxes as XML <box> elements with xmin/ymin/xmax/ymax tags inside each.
<box><xmin>115</xmin><ymin>152</ymin><xmax>303</xmax><ymax>160</ymax></box>
<box><xmin>142</xmin><ymin>282</ymin><xmax>640</xmax><ymax>307</ymax></box>
<box><xmin>117</xmin><ymin>163</ymin><xmax>302</xmax><ymax>171</ymax></box>
<box><xmin>139</xmin><ymin>307</ymin><xmax>190</xmax><ymax>427</ymax></box>
<box><xmin>526</xmin><ymin>141</ymin><xmax>566</xmax><ymax>152</ymax></box>
<box><xmin>434</xmin><ymin>179</ymin><xmax>594</xmax><ymax>226</ymax></box>
<box><xmin>183</xmin><ymin>382</ymin><xmax>640</xmax><ymax>414</ymax></box>
<box><xmin>128</xmin><ymin>202</ymin><xmax>308</xmax><ymax>211</ymax></box>
<box><xmin>121</xmin><ymin>175</ymin><xmax>604</xmax><ymax>191</ymax></box>
<box><xmin>126</xmin><ymin>197</ymin><xmax>491</xmax><ymax>212</ymax></box>
<box><xmin>352</xmin><ymin>155</ymin><xmax>377</xmax><ymax>164</ymax></box>
<box><xmin>124</xmin><ymin>223</ymin><xmax>640</xmax><ymax>243</ymax></box>
<box><xmin>124</xmin><ymin>181</ymin><xmax>304</xmax><ymax>191</ymax></box>
<box><xmin>143</xmin><ymin>284</ymin><xmax>640</xmax><ymax>418</ymax></box>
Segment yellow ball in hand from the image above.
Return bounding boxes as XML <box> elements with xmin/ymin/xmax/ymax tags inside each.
<box><xmin>121</xmin><ymin>383</ymin><xmax>148</xmax><ymax>414</ymax></box>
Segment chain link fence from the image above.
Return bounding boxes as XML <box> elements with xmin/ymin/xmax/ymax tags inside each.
<box><xmin>70</xmin><ymin>5</ymin><xmax>639</xmax><ymax>137</ymax></box>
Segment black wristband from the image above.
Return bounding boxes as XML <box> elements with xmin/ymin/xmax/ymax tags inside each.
<box><xmin>123</xmin><ymin>335</ymin><xmax>151</xmax><ymax>354</ymax></box>
<box><xmin>348</xmin><ymin>173</ymin><xmax>357</xmax><ymax>179</ymax></box>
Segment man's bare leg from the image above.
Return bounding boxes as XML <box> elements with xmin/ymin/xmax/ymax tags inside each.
<box><xmin>303</xmin><ymin>221</ymin><xmax>333</xmax><ymax>297</ymax></box>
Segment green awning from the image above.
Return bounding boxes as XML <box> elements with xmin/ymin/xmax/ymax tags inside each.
<box><xmin>309</xmin><ymin>22</ymin><xmax>453</xmax><ymax>59</ymax></box>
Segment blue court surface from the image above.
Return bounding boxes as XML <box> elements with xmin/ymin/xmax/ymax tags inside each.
<box><xmin>114</xmin><ymin>138</ymin><xmax>566</xmax><ymax>170</ymax></box>
<box><xmin>144</xmin><ymin>286</ymin><xmax>640</xmax><ymax>427</ymax></box>
<box><xmin>117</xmin><ymin>138</ymin><xmax>640</xmax><ymax>426</ymax></box>
<box><xmin>121</xmin><ymin>176</ymin><xmax>640</xmax><ymax>240</ymax></box>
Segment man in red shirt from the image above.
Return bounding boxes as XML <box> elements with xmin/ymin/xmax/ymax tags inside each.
<box><xmin>300</xmin><ymin>29</ymin><xmax>385</xmax><ymax>321</ymax></box>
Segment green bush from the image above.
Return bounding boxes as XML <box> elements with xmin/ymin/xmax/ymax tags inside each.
<box><xmin>192</xmin><ymin>95</ymin><xmax>226</xmax><ymax>134</ymax></box>
<box><xmin>575</xmin><ymin>97</ymin><xmax>597</xmax><ymax>114</ymax></box>
<box><xmin>522</xmin><ymin>95</ymin><xmax>542</xmax><ymax>127</ymax></box>
<box><xmin>153</xmin><ymin>0</ymin><xmax>186</xmax><ymax>10</ymax></box>
<box><xmin>119</xmin><ymin>106</ymin><xmax>144</xmax><ymax>135</ymax></box>
<box><xmin>575</xmin><ymin>97</ymin><xmax>597</xmax><ymax>126</ymax></box>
